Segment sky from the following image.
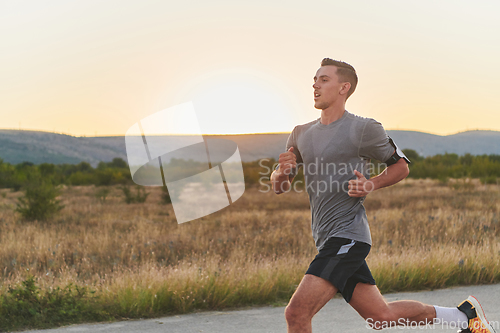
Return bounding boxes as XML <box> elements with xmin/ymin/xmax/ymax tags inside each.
<box><xmin>1</xmin><ymin>0</ymin><xmax>499</xmax><ymax>136</ymax></box>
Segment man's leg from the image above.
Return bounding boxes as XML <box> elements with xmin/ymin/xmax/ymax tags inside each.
<box><xmin>349</xmin><ymin>282</ymin><xmax>436</xmax><ymax>329</ymax></box>
<box><xmin>285</xmin><ymin>274</ymin><xmax>338</xmax><ymax>333</ymax></box>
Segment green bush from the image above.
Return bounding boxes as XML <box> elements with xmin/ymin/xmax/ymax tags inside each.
<box><xmin>16</xmin><ymin>179</ymin><xmax>64</xmax><ymax>221</ymax></box>
<box><xmin>67</xmin><ymin>171</ymin><xmax>96</xmax><ymax>186</ymax></box>
<box><xmin>94</xmin><ymin>187</ymin><xmax>111</xmax><ymax>204</ymax></box>
<box><xmin>480</xmin><ymin>176</ymin><xmax>498</xmax><ymax>185</ymax></box>
<box><xmin>0</xmin><ymin>274</ymin><xmax>111</xmax><ymax>331</ymax></box>
<box><xmin>120</xmin><ymin>186</ymin><xmax>149</xmax><ymax>204</ymax></box>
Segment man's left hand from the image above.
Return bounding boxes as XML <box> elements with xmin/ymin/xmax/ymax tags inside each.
<box><xmin>348</xmin><ymin>170</ymin><xmax>376</xmax><ymax>197</ymax></box>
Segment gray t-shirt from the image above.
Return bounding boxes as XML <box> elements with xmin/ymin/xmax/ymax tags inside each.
<box><xmin>284</xmin><ymin>111</ymin><xmax>396</xmax><ymax>250</ymax></box>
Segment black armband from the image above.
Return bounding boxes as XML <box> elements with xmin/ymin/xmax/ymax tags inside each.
<box><xmin>384</xmin><ymin>137</ymin><xmax>411</xmax><ymax>166</ymax></box>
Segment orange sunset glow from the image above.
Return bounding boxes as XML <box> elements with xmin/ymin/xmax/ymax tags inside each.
<box><xmin>1</xmin><ymin>1</ymin><xmax>499</xmax><ymax>136</ymax></box>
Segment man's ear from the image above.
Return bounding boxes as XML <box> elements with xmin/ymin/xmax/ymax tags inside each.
<box><xmin>340</xmin><ymin>82</ymin><xmax>351</xmax><ymax>96</ymax></box>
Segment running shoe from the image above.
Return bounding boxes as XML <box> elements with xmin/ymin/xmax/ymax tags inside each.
<box><xmin>457</xmin><ymin>296</ymin><xmax>496</xmax><ymax>333</ymax></box>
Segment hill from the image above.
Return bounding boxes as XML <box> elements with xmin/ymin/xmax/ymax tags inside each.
<box><xmin>1</xmin><ymin>129</ymin><xmax>500</xmax><ymax>166</ymax></box>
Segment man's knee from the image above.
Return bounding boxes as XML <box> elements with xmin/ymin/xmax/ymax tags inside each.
<box><xmin>285</xmin><ymin>302</ymin><xmax>312</xmax><ymax>325</ymax></box>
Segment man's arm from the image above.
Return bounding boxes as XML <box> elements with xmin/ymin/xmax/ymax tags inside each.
<box><xmin>348</xmin><ymin>157</ymin><xmax>409</xmax><ymax>197</ymax></box>
<box><xmin>271</xmin><ymin>147</ymin><xmax>296</xmax><ymax>195</ymax></box>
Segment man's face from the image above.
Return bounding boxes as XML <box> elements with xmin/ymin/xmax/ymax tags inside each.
<box><xmin>312</xmin><ymin>66</ymin><xmax>346</xmax><ymax>110</ymax></box>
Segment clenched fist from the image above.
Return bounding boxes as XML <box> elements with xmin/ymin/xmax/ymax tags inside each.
<box><xmin>348</xmin><ymin>170</ymin><xmax>375</xmax><ymax>197</ymax></box>
<box><xmin>278</xmin><ymin>147</ymin><xmax>297</xmax><ymax>176</ymax></box>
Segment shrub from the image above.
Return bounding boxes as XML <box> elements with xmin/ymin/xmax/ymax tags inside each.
<box><xmin>0</xmin><ymin>274</ymin><xmax>111</xmax><ymax>331</ymax></box>
<box><xmin>480</xmin><ymin>176</ymin><xmax>498</xmax><ymax>185</ymax></box>
<box><xmin>94</xmin><ymin>187</ymin><xmax>110</xmax><ymax>204</ymax></box>
<box><xmin>15</xmin><ymin>179</ymin><xmax>64</xmax><ymax>221</ymax></box>
<box><xmin>120</xmin><ymin>186</ymin><xmax>149</xmax><ymax>204</ymax></box>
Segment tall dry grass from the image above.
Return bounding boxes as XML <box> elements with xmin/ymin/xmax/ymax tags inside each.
<box><xmin>0</xmin><ymin>179</ymin><xmax>499</xmax><ymax>328</ymax></box>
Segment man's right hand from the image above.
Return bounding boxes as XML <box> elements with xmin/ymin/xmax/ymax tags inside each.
<box><xmin>277</xmin><ymin>147</ymin><xmax>297</xmax><ymax>176</ymax></box>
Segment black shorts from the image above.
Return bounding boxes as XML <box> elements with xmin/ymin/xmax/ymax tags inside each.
<box><xmin>305</xmin><ymin>237</ymin><xmax>376</xmax><ymax>303</ymax></box>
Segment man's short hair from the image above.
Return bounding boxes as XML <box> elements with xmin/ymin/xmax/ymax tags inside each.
<box><xmin>321</xmin><ymin>58</ymin><xmax>358</xmax><ymax>99</ymax></box>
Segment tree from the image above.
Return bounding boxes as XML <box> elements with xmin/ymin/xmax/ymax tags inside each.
<box><xmin>402</xmin><ymin>149</ymin><xmax>422</xmax><ymax>162</ymax></box>
<box><xmin>16</xmin><ymin>178</ymin><xmax>64</xmax><ymax>221</ymax></box>
<box><xmin>108</xmin><ymin>158</ymin><xmax>128</xmax><ymax>169</ymax></box>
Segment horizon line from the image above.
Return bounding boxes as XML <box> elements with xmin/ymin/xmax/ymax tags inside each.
<box><xmin>1</xmin><ymin>127</ymin><xmax>500</xmax><ymax>137</ymax></box>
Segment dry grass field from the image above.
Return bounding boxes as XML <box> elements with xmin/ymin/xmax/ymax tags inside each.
<box><xmin>0</xmin><ymin>178</ymin><xmax>499</xmax><ymax>329</ymax></box>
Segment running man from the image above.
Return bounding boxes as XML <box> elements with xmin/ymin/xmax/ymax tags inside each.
<box><xmin>270</xmin><ymin>58</ymin><xmax>496</xmax><ymax>333</ymax></box>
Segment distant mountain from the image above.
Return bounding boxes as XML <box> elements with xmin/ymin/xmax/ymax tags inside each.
<box><xmin>0</xmin><ymin>130</ymin><xmax>125</xmax><ymax>166</ymax></box>
<box><xmin>386</xmin><ymin>130</ymin><xmax>500</xmax><ymax>157</ymax></box>
<box><xmin>1</xmin><ymin>129</ymin><xmax>500</xmax><ymax>166</ymax></box>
